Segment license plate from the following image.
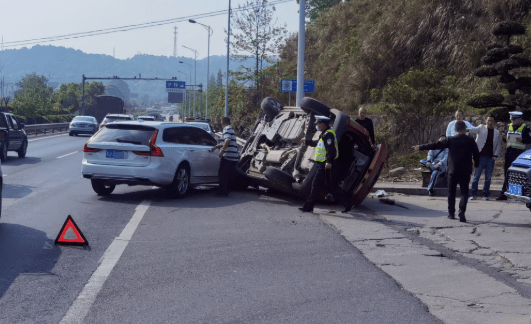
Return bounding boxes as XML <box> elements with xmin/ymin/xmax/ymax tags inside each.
<box><xmin>106</xmin><ymin>150</ymin><xmax>128</xmax><ymax>159</ymax></box>
<box><xmin>509</xmin><ymin>184</ymin><xmax>522</xmax><ymax>195</ymax></box>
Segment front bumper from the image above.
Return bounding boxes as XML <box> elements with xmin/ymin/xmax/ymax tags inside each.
<box><xmin>505</xmin><ymin>192</ymin><xmax>531</xmax><ymax>203</ymax></box>
<box><xmin>70</xmin><ymin>126</ymin><xmax>97</xmax><ymax>134</ymax></box>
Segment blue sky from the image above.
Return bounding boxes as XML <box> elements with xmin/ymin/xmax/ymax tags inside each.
<box><xmin>0</xmin><ymin>0</ymin><xmax>301</xmax><ymax>60</ymax></box>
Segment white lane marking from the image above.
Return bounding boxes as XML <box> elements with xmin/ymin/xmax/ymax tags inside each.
<box><xmin>57</xmin><ymin>151</ymin><xmax>78</xmax><ymax>159</ymax></box>
<box><xmin>28</xmin><ymin>133</ymin><xmax>69</xmax><ymax>142</ymax></box>
<box><xmin>59</xmin><ymin>200</ymin><xmax>152</xmax><ymax>324</ymax></box>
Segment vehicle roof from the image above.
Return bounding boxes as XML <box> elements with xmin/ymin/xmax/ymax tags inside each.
<box><xmin>108</xmin><ymin>120</ymin><xmax>203</xmax><ymax>129</ymax></box>
<box><xmin>137</xmin><ymin>115</ymin><xmax>155</xmax><ymax>118</ymax></box>
<box><xmin>105</xmin><ymin>114</ymin><xmax>133</xmax><ymax>118</ymax></box>
<box><xmin>74</xmin><ymin>115</ymin><xmax>96</xmax><ymax>118</ymax></box>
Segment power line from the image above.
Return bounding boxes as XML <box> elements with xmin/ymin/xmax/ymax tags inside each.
<box><xmin>1</xmin><ymin>0</ymin><xmax>292</xmax><ymax>48</ymax></box>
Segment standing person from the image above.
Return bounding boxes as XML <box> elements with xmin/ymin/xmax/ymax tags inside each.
<box><xmin>419</xmin><ymin>135</ymin><xmax>448</xmax><ymax>196</ymax></box>
<box><xmin>355</xmin><ymin>107</ymin><xmax>375</xmax><ymax>145</ymax></box>
<box><xmin>467</xmin><ymin>114</ymin><xmax>502</xmax><ymax>201</ymax></box>
<box><xmin>211</xmin><ymin>117</ymin><xmax>239</xmax><ymax>197</ymax></box>
<box><xmin>414</xmin><ymin>121</ymin><xmax>480</xmax><ymax>222</ymax></box>
<box><xmin>446</xmin><ymin>110</ymin><xmax>476</xmax><ymax>137</ymax></box>
<box><xmin>497</xmin><ymin>111</ymin><xmax>531</xmax><ymax>200</ymax></box>
<box><xmin>299</xmin><ymin>116</ymin><xmax>352</xmax><ymax>213</ymax></box>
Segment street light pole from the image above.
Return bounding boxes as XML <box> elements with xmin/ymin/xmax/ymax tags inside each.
<box><xmin>182</xmin><ymin>45</ymin><xmax>198</xmax><ymax>118</ymax></box>
<box><xmin>296</xmin><ymin>0</ymin><xmax>306</xmax><ymax>107</ymax></box>
<box><xmin>179</xmin><ymin>61</ymin><xmax>193</xmax><ymax>117</ymax></box>
<box><xmin>225</xmin><ymin>0</ymin><xmax>231</xmax><ymax>118</ymax></box>
<box><xmin>189</xmin><ymin>19</ymin><xmax>213</xmax><ymax>119</ymax></box>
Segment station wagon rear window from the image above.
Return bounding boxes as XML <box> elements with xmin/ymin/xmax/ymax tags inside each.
<box><xmin>91</xmin><ymin>124</ymin><xmax>156</xmax><ymax>145</ymax></box>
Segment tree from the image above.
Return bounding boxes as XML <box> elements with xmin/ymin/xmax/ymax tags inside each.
<box><xmin>105</xmin><ymin>79</ymin><xmax>130</xmax><ymax>102</ymax></box>
<box><xmin>11</xmin><ymin>73</ymin><xmax>56</xmax><ymax>120</ymax></box>
<box><xmin>297</xmin><ymin>0</ymin><xmax>344</xmax><ymax>22</ymax></box>
<box><xmin>229</xmin><ymin>0</ymin><xmax>287</xmax><ymax>103</ymax></box>
<box><xmin>51</xmin><ymin>81</ymin><xmax>105</xmax><ymax>114</ymax></box>
<box><xmin>217</xmin><ymin>69</ymin><xmax>223</xmax><ymax>86</ymax></box>
<box><xmin>378</xmin><ymin>69</ymin><xmax>460</xmax><ymax>146</ymax></box>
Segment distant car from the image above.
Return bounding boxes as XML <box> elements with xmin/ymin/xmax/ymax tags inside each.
<box><xmin>146</xmin><ymin>113</ymin><xmax>165</xmax><ymax>121</ymax></box>
<box><xmin>82</xmin><ymin>121</ymin><xmax>220</xmax><ymax>197</ymax></box>
<box><xmin>69</xmin><ymin>116</ymin><xmax>98</xmax><ymax>136</ymax></box>
<box><xmin>137</xmin><ymin>115</ymin><xmax>156</xmax><ymax>121</ymax></box>
<box><xmin>185</xmin><ymin>121</ymin><xmax>216</xmax><ymax>138</ymax></box>
<box><xmin>0</xmin><ymin>112</ymin><xmax>28</xmax><ymax>162</ymax></box>
<box><xmin>234</xmin><ymin>97</ymin><xmax>388</xmax><ymax>207</ymax></box>
<box><xmin>99</xmin><ymin>114</ymin><xmax>135</xmax><ymax>129</ymax></box>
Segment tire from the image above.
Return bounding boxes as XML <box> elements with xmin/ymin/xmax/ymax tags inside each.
<box><xmin>69</xmin><ymin>132</ymin><xmax>73</xmax><ymax>136</ymax></box>
<box><xmin>261</xmin><ymin>97</ymin><xmax>283</xmax><ymax>121</ymax></box>
<box><xmin>91</xmin><ymin>179</ymin><xmax>115</xmax><ymax>196</ymax></box>
<box><xmin>263</xmin><ymin>166</ymin><xmax>293</xmax><ymax>189</ymax></box>
<box><xmin>168</xmin><ymin>164</ymin><xmax>190</xmax><ymax>198</ymax></box>
<box><xmin>17</xmin><ymin>138</ymin><xmax>27</xmax><ymax>158</ymax></box>
<box><xmin>74</xmin><ymin>133</ymin><xmax>79</xmax><ymax>137</ymax></box>
<box><xmin>0</xmin><ymin>140</ymin><xmax>7</xmax><ymax>162</ymax></box>
<box><xmin>300</xmin><ymin>97</ymin><xmax>331</xmax><ymax>116</ymax></box>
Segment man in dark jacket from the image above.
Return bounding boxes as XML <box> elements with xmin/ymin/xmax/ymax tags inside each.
<box><xmin>299</xmin><ymin>116</ymin><xmax>352</xmax><ymax>213</ymax></box>
<box><xmin>355</xmin><ymin>107</ymin><xmax>375</xmax><ymax>145</ymax></box>
<box><xmin>414</xmin><ymin>121</ymin><xmax>480</xmax><ymax>222</ymax></box>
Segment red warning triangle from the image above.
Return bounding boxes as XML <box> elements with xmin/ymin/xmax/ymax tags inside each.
<box><xmin>55</xmin><ymin>215</ymin><xmax>88</xmax><ymax>246</ymax></box>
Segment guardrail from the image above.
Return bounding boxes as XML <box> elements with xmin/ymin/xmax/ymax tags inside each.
<box><xmin>24</xmin><ymin>123</ymin><xmax>70</xmax><ymax>135</ymax></box>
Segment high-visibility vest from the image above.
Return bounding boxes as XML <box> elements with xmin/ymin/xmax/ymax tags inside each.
<box><xmin>314</xmin><ymin>129</ymin><xmax>339</xmax><ymax>162</ymax></box>
<box><xmin>507</xmin><ymin>123</ymin><xmax>526</xmax><ymax>150</ymax></box>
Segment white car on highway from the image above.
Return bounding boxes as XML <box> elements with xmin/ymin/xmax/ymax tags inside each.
<box><xmin>82</xmin><ymin>121</ymin><xmax>220</xmax><ymax>197</ymax></box>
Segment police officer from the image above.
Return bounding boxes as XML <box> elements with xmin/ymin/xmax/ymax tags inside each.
<box><xmin>497</xmin><ymin>111</ymin><xmax>531</xmax><ymax>200</ymax></box>
<box><xmin>299</xmin><ymin>116</ymin><xmax>352</xmax><ymax>213</ymax></box>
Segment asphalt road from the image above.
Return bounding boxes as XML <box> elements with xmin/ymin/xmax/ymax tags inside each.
<box><xmin>0</xmin><ymin>133</ymin><xmax>441</xmax><ymax>323</ymax></box>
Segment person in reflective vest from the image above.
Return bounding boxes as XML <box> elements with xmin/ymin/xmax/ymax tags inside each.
<box><xmin>299</xmin><ymin>115</ymin><xmax>352</xmax><ymax>213</ymax></box>
<box><xmin>497</xmin><ymin>111</ymin><xmax>531</xmax><ymax>200</ymax></box>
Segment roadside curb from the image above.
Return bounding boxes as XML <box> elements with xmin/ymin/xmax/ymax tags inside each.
<box><xmin>371</xmin><ymin>183</ymin><xmax>504</xmax><ymax>198</ymax></box>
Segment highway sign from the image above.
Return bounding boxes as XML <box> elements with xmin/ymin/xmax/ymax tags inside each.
<box><xmin>280</xmin><ymin>79</ymin><xmax>315</xmax><ymax>93</ymax></box>
<box><xmin>166</xmin><ymin>81</ymin><xmax>186</xmax><ymax>92</ymax></box>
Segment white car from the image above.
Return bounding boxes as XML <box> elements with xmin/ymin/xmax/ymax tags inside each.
<box><xmin>185</xmin><ymin>121</ymin><xmax>216</xmax><ymax>138</ymax></box>
<box><xmin>82</xmin><ymin>121</ymin><xmax>220</xmax><ymax>197</ymax></box>
<box><xmin>99</xmin><ymin>114</ymin><xmax>135</xmax><ymax>129</ymax></box>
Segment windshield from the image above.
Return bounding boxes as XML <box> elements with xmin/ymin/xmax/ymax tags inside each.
<box><xmin>73</xmin><ymin>117</ymin><xmax>95</xmax><ymax>122</ymax></box>
<box><xmin>91</xmin><ymin>124</ymin><xmax>156</xmax><ymax>145</ymax></box>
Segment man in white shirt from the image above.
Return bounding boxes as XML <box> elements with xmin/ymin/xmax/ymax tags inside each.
<box><xmin>467</xmin><ymin>114</ymin><xmax>501</xmax><ymax>200</ymax></box>
<box><xmin>446</xmin><ymin>110</ymin><xmax>475</xmax><ymax>137</ymax></box>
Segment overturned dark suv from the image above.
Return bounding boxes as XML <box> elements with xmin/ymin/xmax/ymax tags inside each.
<box><xmin>235</xmin><ymin>97</ymin><xmax>388</xmax><ymax>207</ymax></box>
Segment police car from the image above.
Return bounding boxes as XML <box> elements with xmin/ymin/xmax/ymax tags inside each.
<box><xmin>505</xmin><ymin>151</ymin><xmax>531</xmax><ymax>211</ymax></box>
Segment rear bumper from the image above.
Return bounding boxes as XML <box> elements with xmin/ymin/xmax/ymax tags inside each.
<box><xmin>350</xmin><ymin>143</ymin><xmax>389</xmax><ymax>207</ymax></box>
<box><xmin>81</xmin><ymin>160</ymin><xmax>174</xmax><ymax>186</ymax></box>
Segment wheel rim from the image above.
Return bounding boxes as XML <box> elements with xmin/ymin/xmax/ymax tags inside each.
<box><xmin>176</xmin><ymin>168</ymin><xmax>189</xmax><ymax>194</ymax></box>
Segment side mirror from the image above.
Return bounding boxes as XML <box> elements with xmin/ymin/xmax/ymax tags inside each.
<box><xmin>19</xmin><ymin>123</ymin><xmax>25</xmax><ymax>129</ymax></box>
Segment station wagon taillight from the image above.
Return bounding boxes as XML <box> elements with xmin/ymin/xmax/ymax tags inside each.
<box><xmin>83</xmin><ymin>142</ymin><xmax>100</xmax><ymax>153</ymax></box>
<box><xmin>133</xmin><ymin>129</ymin><xmax>164</xmax><ymax>157</ymax></box>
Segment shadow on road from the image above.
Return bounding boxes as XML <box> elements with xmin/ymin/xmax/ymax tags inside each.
<box><xmin>3</xmin><ymin>183</ymin><xmax>35</xmax><ymax>199</ymax></box>
<box><xmin>1</xmin><ymin>156</ymin><xmax>41</xmax><ymax>166</ymax></box>
<box><xmin>0</xmin><ymin>223</ymin><xmax>60</xmax><ymax>299</ymax></box>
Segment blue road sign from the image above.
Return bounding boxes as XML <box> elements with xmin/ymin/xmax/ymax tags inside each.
<box><xmin>166</xmin><ymin>81</ymin><xmax>186</xmax><ymax>89</ymax></box>
<box><xmin>280</xmin><ymin>79</ymin><xmax>315</xmax><ymax>93</ymax></box>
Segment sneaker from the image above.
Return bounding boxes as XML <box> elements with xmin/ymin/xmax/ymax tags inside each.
<box><xmin>469</xmin><ymin>196</ymin><xmax>477</xmax><ymax>201</ymax></box>
<box><xmin>496</xmin><ymin>195</ymin><xmax>508</xmax><ymax>201</ymax></box>
<box><xmin>483</xmin><ymin>196</ymin><xmax>489</xmax><ymax>201</ymax></box>
<box><xmin>428</xmin><ymin>189</ymin><xmax>434</xmax><ymax>196</ymax></box>
<box><xmin>447</xmin><ymin>214</ymin><xmax>456</xmax><ymax>219</ymax></box>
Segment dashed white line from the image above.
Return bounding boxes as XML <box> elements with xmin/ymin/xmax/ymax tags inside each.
<box><xmin>59</xmin><ymin>200</ymin><xmax>152</xmax><ymax>324</ymax></box>
<box><xmin>57</xmin><ymin>151</ymin><xmax>79</xmax><ymax>159</ymax></box>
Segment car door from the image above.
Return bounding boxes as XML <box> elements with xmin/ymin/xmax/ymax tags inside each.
<box><xmin>6</xmin><ymin>115</ymin><xmax>23</xmax><ymax>150</ymax></box>
<box><xmin>162</xmin><ymin>126</ymin><xmax>204</xmax><ymax>180</ymax></box>
<box><xmin>191</xmin><ymin>128</ymin><xmax>220</xmax><ymax>181</ymax></box>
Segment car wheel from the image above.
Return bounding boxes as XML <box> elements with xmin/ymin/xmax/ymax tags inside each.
<box><xmin>261</xmin><ymin>97</ymin><xmax>283</xmax><ymax>121</ymax></box>
<box><xmin>17</xmin><ymin>138</ymin><xmax>27</xmax><ymax>158</ymax></box>
<box><xmin>91</xmin><ymin>179</ymin><xmax>115</xmax><ymax>196</ymax></box>
<box><xmin>263</xmin><ymin>166</ymin><xmax>293</xmax><ymax>189</ymax></box>
<box><xmin>74</xmin><ymin>133</ymin><xmax>79</xmax><ymax>136</ymax></box>
<box><xmin>300</xmin><ymin>97</ymin><xmax>331</xmax><ymax>116</ymax></box>
<box><xmin>168</xmin><ymin>164</ymin><xmax>190</xmax><ymax>198</ymax></box>
<box><xmin>0</xmin><ymin>140</ymin><xmax>7</xmax><ymax>162</ymax></box>
<box><xmin>69</xmin><ymin>132</ymin><xmax>73</xmax><ymax>136</ymax></box>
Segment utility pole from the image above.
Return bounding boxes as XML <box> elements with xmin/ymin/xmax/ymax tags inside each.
<box><xmin>225</xmin><ymin>0</ymin><xmax>231</xmax><ymax>118</ymax></box>
<box><xmin>296</xmin><ymin>0</ymin><xmax>306</xmax><ymax>107</ymax></box>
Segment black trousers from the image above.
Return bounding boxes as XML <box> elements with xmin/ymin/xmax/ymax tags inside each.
<box><xmin>447</xmin><ymin>173</ymin><xmax>471</xmax><ymax>215</ymax></box>
<box><xmin>501</xmin><ymin>149</ymin><xmax>523</xmax><ymax>194</ymax></box>
<box><xmin>304</xmin><ymin>163</ymin><xmax>345</xmax><ymax>209</ymax></box>
<box><xmin>218</xmin><ymin>158</ymin><xmax>237</xmax><ymax>195</ymax></box>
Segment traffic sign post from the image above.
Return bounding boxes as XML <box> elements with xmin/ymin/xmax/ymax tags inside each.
<box><xmin>280</xmin><ymin>79</ymin><xmax>315</xmax><ymax>106</ymax></box>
